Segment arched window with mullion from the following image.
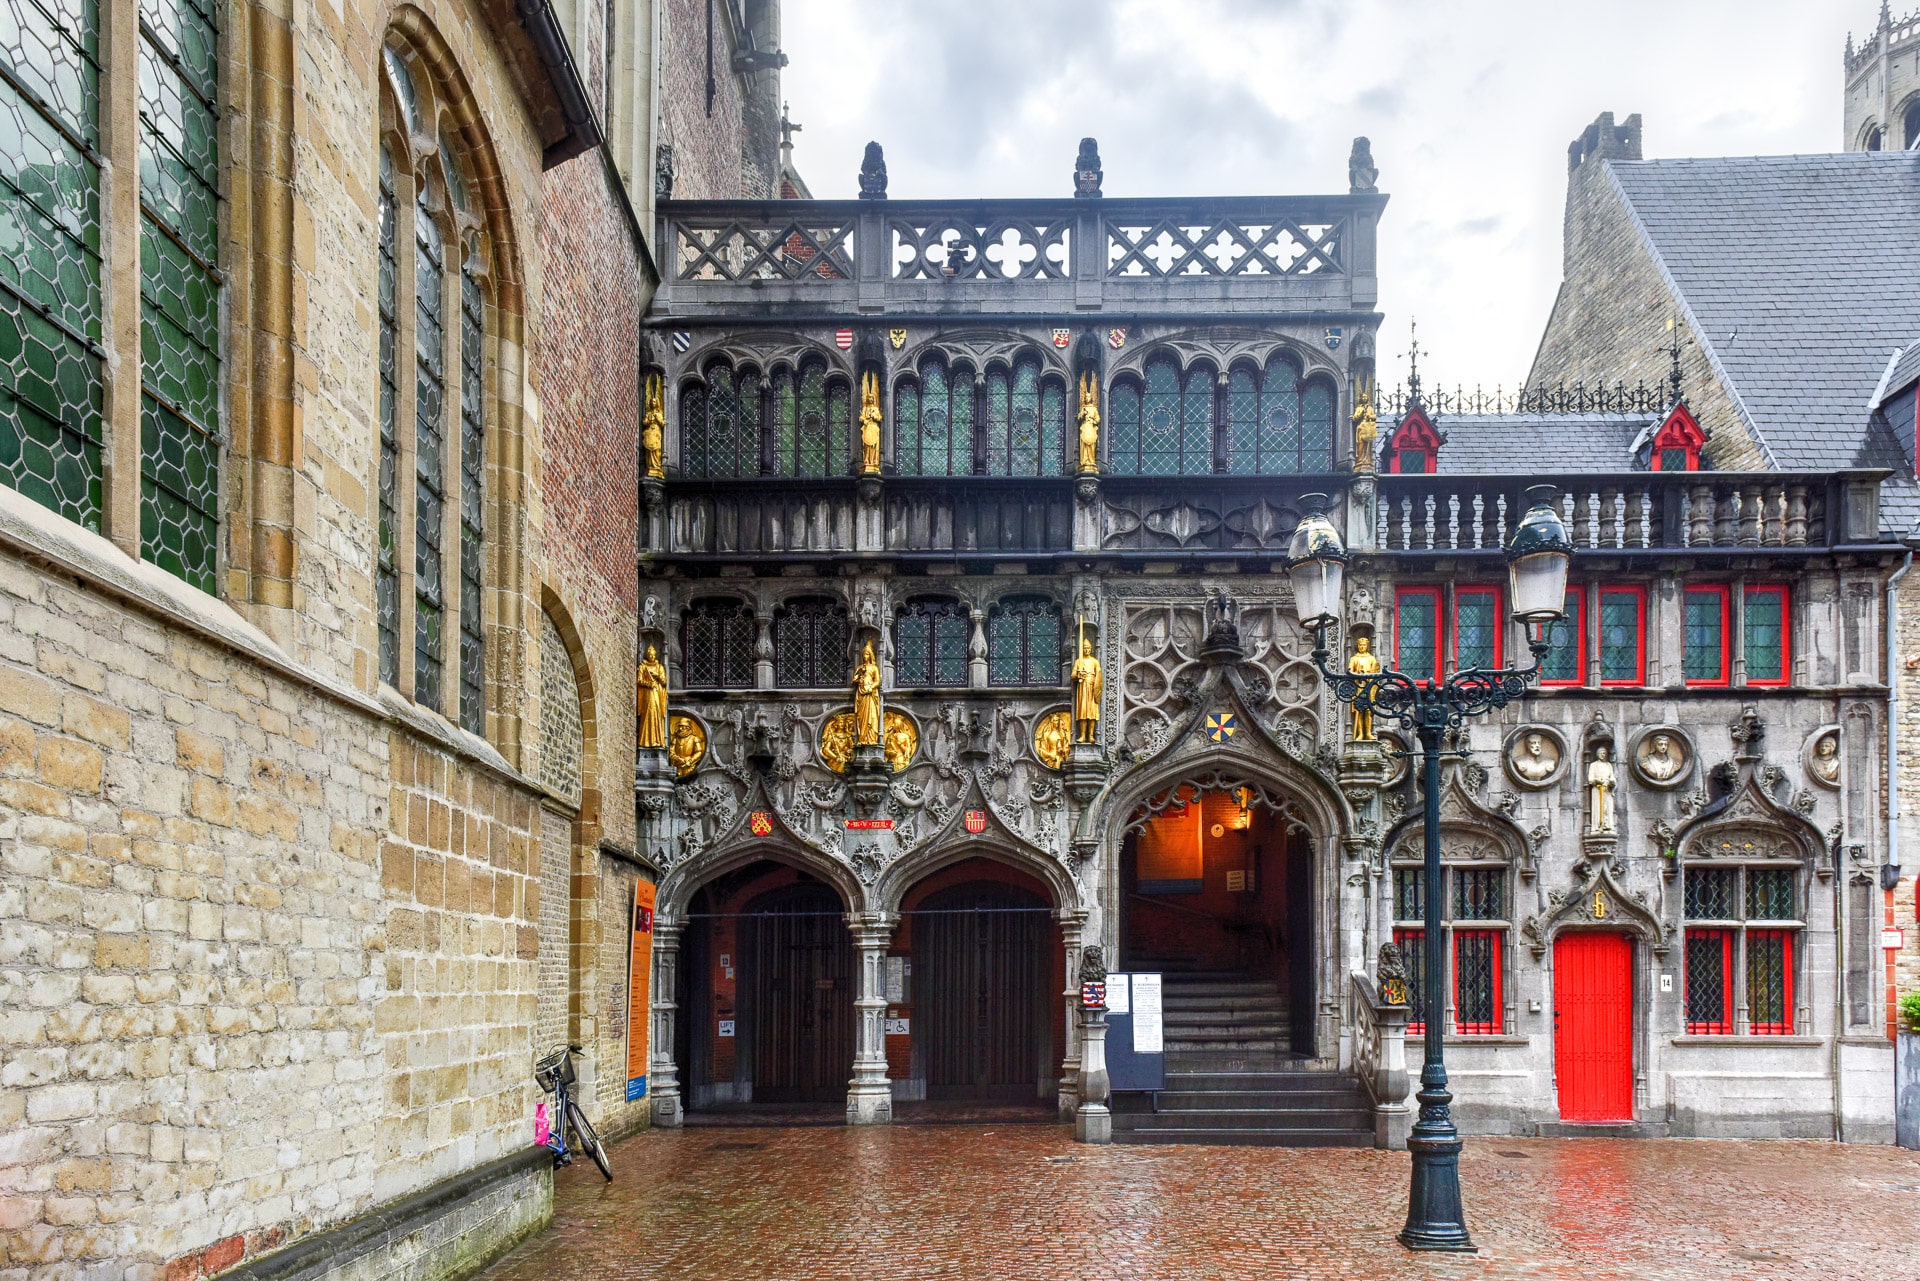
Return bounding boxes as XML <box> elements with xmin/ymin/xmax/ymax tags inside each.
<box><xmin>894</xmin><ymin>598</ymin><xmax>970</xmax><ymax>687</ymax></box>
<box><xmin>680</xmin><ymin>359</ymin><xmax>761</xmax><ymax>478</ymax></box>
<box><xmin>412</xmin><ymin>175</ymin><xmax>447</xmax><ymax>713</ymax></box>
<box><xmin>984</xmin><ymin>355</ymin><xmax>1061</xmax><ymax>476</ymax></box>
<box><xmin>376</xmin><ymin>142</ymin><xmax>401</xmax><ymax>688</ymax></box>
<box><xmin>681</xmin><ymin>597</ymin><xmax>756</xmax><ymax>688</ymax></box>
<box><xmin>1111</xmin><ymin>356</ymin><xmax>1212</xmax><ymax>474</ymax></box>
<box><xmin>899</xmin><ymin>357</ymin><xmax>970</xmax><ymax>476</ymax></box>
<box><xmin>774</xmin><ymin>358</ymin><xmax>849</xmax><ymax>477</ymax></box>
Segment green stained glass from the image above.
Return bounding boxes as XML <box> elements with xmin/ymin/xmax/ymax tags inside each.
<box><xmin>1395</xmin><ymin>591</ymin><xmax>1437</xmax><ymax>679</ymax></box>
<box><xmin>1039</xmin><ymin>377</ymin><xmax>1064</xmax><ymax>474</ymax></box>
<box><xmin>1745</xmin><ymin>868</ymin><xmax>1795</xmax><ymax>921</ymax></box>
<box><xmin>376</xmin><ymin>143</ymin><xmax>399</xmax><ymax>686</ymax></box>
<box><xmin>138</xmin><ymin>0</ymin><xmax>218</xmax><ymax>590</ymax></box>
<box><xmin>1107</xmin><ymin>381</ymin><xmax>1141</xmax><ymax>475</ymax></box>
<box><xmin>1455</xmin><ymin>590</ymin><xmax>1496</xmax><ymax>670</ymax></box>
<box><xmin>1180</xmin><ymin>365</ymin><xmax>1213</xmax><ymax>474</ymax></box>
<box><xmin>1598</xmin><ymin>589</ymin><xmax>1640</xmax><ymax>682</ymax></box>
<box><xmin>1538</xmin><ymin>590</ymin><xmax>1580</xmax><ymax>681</ymax></box>
<box><xmin>1226</xmin><ymin>367</ymin><xmax>1259</xmax><ymax>474</ymax></box>
<box><xmin>1301</xmin><ymin>380</ymin><xmax>1334</xmax><ymax>470</ymax></box>
<box><xmin>413</xmin><ymin>185</ymin><xmax>445</xmax><ymax>710</ymax></box>
<box><xmin>789</xmin><ymin>360</ymin><xmax>845</xmax><ymax>477</ymax></box>
<box><xmin>458</xmin><ymin>245</ymin><xmax>484</xmax><ymax>734</ymax></box>
<box><xmin>1684</xmin><ymin>589</ymin><xmax>1724</xmax><ymax>682</ymax></box>
<box><xmin>891</xmin><ymin>377</ymin><xmax>920</xmax><ymax>475</ymax></box>
<box><xmin>1</xmin><ymin>0</ymin><xmax>103</xmax><ymax>529</ymax></box>
<box><xmin>1261</xmin><ymin>359</ymin><xmax>1301</xmax><ymax>472</ymax></box>
<box><xmin>1744</xmin><ymin>588</ymin><xmax>1785</xmax><ymax>682</ymax></box>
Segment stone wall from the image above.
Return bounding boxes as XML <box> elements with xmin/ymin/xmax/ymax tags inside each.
<box><xmin>1527</xmin><ymin>116</ymin><xmax>1767</xmax><ymax>471</ymax></box>
<box><xmin>660</xmin><ymin>0</ymin><xmax>776</xmax><ymax>198</ymax></box>
<box><xmin>1894</xmin><ymin>571</ymin><xmax>1920</xmax><ymax>1014</ymax></box>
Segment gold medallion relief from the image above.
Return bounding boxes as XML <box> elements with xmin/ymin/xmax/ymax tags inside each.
<box><xmin>1033</xmin><ymin>710</ymin><xmax>1073</xmax><ymax>770</ymax></box>
<box><xmin>820</xmin><ymin>710</ymin><xmax>918</xmax><ymax>772</ymax></box>
<box><xmin>667</xmin><ymin>715</ymin><xmax>706</xmax><ymax>777</ymax></box>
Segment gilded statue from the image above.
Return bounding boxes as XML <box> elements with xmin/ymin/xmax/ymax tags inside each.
<box><xmin>1034</xmin><ymin>710</ymin><xmax>1073</xmax><ymax>769</ymax></box>
<box><xmin>637</xmin><ymin>644</ymin><xmax>668</xmax><ymax>749</ymax></box>
<box><xmin>642</xmin><ymin>374</ymin><xmax>666</xmax><ymax>479</ymax></box>
<box><xmin>1076</xmin><ymin>370</ymin><xmax>1100</xmax><ymax>474</ymax></box>
<box><xmin>1587</xmin><ymin>745</ymin><xmax>1617</xmax><ymax>834</ymax></box>
<box><xmin>1346</xmin><ymin>635</ymin><xmax>1381</xmax><ymax>741</ymax></box>
<box><xmin>821</xmin><ymin>709</ymin><xmax>916</xmax><ymax>772</ymax></box>
<box><xmin>1071</xmin><ymin>634</ymin><xmax>1103</xmax><ymax>744</ymax></box>
<box><xmin>859</xmin><ymin>370</ymin><xmax>883</xmax><ymax>475</ymax></box>
<box><xmin>1351</xmin><ymin>384</ymin><xmax>1377</xmax><ymax>473</ymax></box>
<box><xmin>667</xmin><ymin>714</ymin><xmax>706</xmax><ymax>777</ymax></box>
<box><xmin>852</xmin><ymin>639</ymin><xmax>883</xmax><ymax>746</ymax></box>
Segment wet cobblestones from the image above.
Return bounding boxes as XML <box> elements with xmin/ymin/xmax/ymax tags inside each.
<box><xmin>480</xmin><ymin>1126</ymin><xmax>1920</xmax><ymax>1280</ymax></box>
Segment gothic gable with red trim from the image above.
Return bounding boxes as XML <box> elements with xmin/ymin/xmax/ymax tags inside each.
<box><xmin>1647</xmin><ymin>400</ymin><xmax>1705</xmax><ymax>471</ymax></box>
<box><xmin>1384</xmin><ymin>404</ymin><xmax>1441</xmax><ymax>473</ymax></box>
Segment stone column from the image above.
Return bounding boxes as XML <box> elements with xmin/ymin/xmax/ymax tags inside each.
<box><xmin>847</xmin><ymin>913</ymin><xmax>897</xmax><ymax>1125</ymax></box>
<box><xmin>1056</xmin><ymin>914</ymin><xmax>1086</xmax><ymax>1118</ymax></box>
<box><xmin>1074</xmin><ymin>1002</ymin><xmax>1111</xmax><ymax>1144</ymax></box>
<box><xmin>650</xmin><ymin>919</ymin><xmax>684</xmax><ymax>1128</ymax></box>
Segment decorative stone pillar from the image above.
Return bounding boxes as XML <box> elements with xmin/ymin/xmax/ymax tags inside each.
<box><xmin>754</xmin><ymin>612</ymin><xmax>775</xmax><ymax>689</ymax></box>
<box><xmin>968</xmin><ymin>608</ymin><xmax>988</xmax><ymax>688</ymax></box>
<box><xmin>1056</xmin><ymin>913</ymin><xmax>1086</xmax><ymax>1118</ymax></box>
<box><xmin>1074</xmin><ymin>1001</ymin><xmax>1111</xmax><ymax>1144</ymax></box>
<box><xmin>650</xmin><ymin>919</ymin><xmax>685</xmax><ymax>1128</ymax></box>
<box><xmin>847</xmin><ymin>912</ymin><xmax>897</xmax><ymax>1125</ymax></box>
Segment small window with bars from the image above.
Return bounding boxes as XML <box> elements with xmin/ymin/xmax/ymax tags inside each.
<box><xmin>894</xmin><ymin>599</ymin><xmax>971</xmax><ymax>687</ymax></box>
<box><xmin>681</xmin><ymin>598</ymin><xmax>756</xmax><ymax>689</ymax></box>
<box><xmin>1683</xmin><ymin>863</ymin><xmax>1799</xmax><ymax>1035</ymax></box>
<box><xmin>987</xmin><ymin>596</ymin><xmax>1061</xmax><ymax>687</ymax></box>
<box><xmin>1743</xmin><ymin>585</ymin><xmax>1788</xmax><ymax>686</ymax></box>
<box><xmin>1683</xmin><ymin>585</ymin><xmax>1730</xmax><ymax>686</ymax></box>
<box><xmin>772</xmin><ymin>598</ymin><xmax>848</xmax><ymax>688</ymax></box>
<box><xmin>1391</xmin><ymin>863</ymin><xmax>1508</xmax><ymax>1035</ymax></box>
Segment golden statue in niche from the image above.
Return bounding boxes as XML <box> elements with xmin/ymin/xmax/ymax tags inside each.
<box><xmin>637</xmin><ymin>644</ymin><xmax>668</xmax><ymax>749</ymax></box>
<box><xmin>1351</xmin><ymin>384</ymin><xmax>1377</xmax><ymax>473</ymax></box>
<box><xmin>820</xmin><ymin>709</ymin><xmax>917</xmax><ymax>772</ymax></box>
<box><xmin>852</xmin><ymin>639</ymin><xmax>883</xmax><ymax>746</ymax></box>
<box><xmin>1034</xmin><ymin>710</ymin><xmax>1073</xmax><ymax>769</ymax></box>
<box><xmin>1071</xmin><ymin>631</ymin><xmax>1102</xmax><ymax>744</ymax></box>
<box><xmin>859</xmin><ymin>370</ymin><xmax>883</xmax><ymax>475</ymax></box>
<box><xmin>1347</xmin><ymin>635</ymin><xmax>1381</xmax><ymax>741</ymax></box>
<box><xmin>1076</xmin><ymin>370</ymin><xmax>1101</xmax><ymax>474</ymax></box>
<box><xmin>667</xmin><ymin>714</ymin><xmax>706</xmax><ymax>777</ymax></box>
<box><xmin>642</xmin><ymin>374</ymin><xmax>666</xmax><ymax>479</ymax></box>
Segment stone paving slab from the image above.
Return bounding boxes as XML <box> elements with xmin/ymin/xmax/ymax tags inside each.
<box><xmin>478</xmin><ymin>1125</ymin><xmax>1920</xmax><ymax>1281</ymax></box>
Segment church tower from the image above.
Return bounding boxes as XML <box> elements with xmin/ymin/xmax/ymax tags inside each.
<box><xmin>1845</xmin><ymin>2</ymin><xmax>1920</xmax><ymax>149</ymax></box>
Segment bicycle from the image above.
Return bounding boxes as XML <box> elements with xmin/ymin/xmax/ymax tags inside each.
<box><xmin>535</xmin><ymin>1043</ymin><xmax>612</xmax><ymax>1181</ymax></box>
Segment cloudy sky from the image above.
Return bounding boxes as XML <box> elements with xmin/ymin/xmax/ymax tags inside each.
<box><xmin>781</xmin><ymin>0</ymin><xmax>1871</xmax><ymax>394</ymax></box>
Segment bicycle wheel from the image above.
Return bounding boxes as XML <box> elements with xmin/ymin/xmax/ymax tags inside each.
<box><xmin>567</xmin><ymin>1101</ymin><xmax>612</xmax><ymax>1181</ymax></box>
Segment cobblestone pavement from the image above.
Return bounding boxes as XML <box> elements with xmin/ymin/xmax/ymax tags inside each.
<box><xmin>479</xmin><ymin>1126</ymin><xmax>1920</xmax><ymax>1281</ymax></box>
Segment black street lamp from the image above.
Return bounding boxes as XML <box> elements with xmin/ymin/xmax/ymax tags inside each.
<box><xmin>1286</xmin><ymin>486</ymin><xmax>1572</xmax><ymax>1252</ymax></box>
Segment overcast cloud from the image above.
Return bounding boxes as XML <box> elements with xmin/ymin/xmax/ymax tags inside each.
<box><xmin>781</xmin><ymin>0</ymin><xmax>1868</xmax><ymax>394</ymax></box>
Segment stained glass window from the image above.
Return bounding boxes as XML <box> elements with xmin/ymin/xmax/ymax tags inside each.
<box><xmin>1745</xmin><ymin>868</ymin><xmax>1795</xmax><ymax>921</ymax></box>
<box><xmin>1232</xmin><ymin>359</ymin><xmax>1330</xmax><ymax>473</ymax></box>
<box><xmin>1683</xmin><ymin>587</ymin><xmax>1727</xmax><ymax>684</ymax></box>
<box><xmin>773</xmin><ymin>597</ymin><xmax>848</xmax><ymax>688</ymax></box>
<box><xmin>1394</xmin><ymin>588</ymin><xmax>1440</xmax><ymax>681</ymax></box>
<box><xmin>1109</xmin><ymin>357</ymin><xmax>1212</xmax><ymax>474</ymax></box>
<box><xmin>1393</xmin><ymin>867</ymin><xmax>1425</xmax><ymax>921</ymax></box>
<box><xmin>987</xmin><ymin>596</ymin><xmax>1061</xmax><ymax>686</ymax></box>
<box><xmin>681</xmin><ymin>598</ymin><xmax>755</xmax><ymax>688</ymax></box>
<box><xmin>894</xmin><ymin>599</ymin><xmax>969</xmax><ymax>686</ymax></box>
<box><xmin>898</xmin><ymin>359</ymin><xmax>970</xmax><ymax>476</ymax></box>
<box><xmin>376</xmin><ymin>144</ymin><xmax>400</xmax><ymax>687</ymax></box>
<box><xmin>0</xmin><ymin>0</ymin><xmax>102</xmax><ymax>527</ymax></box>
<box><xmin>458</xmin><ymin>236</ymin><xmax>485</xmax><ymax>735</ymax></box>
<box><xmin>1539</xmin><ymin>589</ymin><xmax>1582</xmax><ymax>683</ymax></box>
<box><xmin>1300</xmin><ymin>380</ymin><xmax>1334</xmax><ymax>471</ymax></box>
<box><xmin>984</xmin><ymin>356</ymin><xmax>1057</xmax><ymax>476</ymax></box>
<box><xmin>1683</xmin><ymin>865</ymin><xmax>1797</xmax><ymax>1035</ymax></box>
<box><xmin>681</xmin><ymin>358</ymin><xmax>759</xmax><ymax>478</ymax></box>
<box><xmin>772</xmin><ymin>359</ymin><xmax>847</xmax><ymax>477</ymax></box>
<box><xmin>1394</xmin><ymin>928</ymin><xmax>1426</xmax><ymax>1032</ymax></box>
<box><xmin>1746</xmin><ymin>930</ymin><xmax>1792</xmax><ymax>1034</ymax></box>
<box><xmin>1744</xmin><ymin>586</ymin><xmax>1787</xmax><ymax>685</ymax></box>
<box><xmin>137</xmin><ymin>0</ymin><xmax>221</xmax><ymax>589</ymax></box>
<box><xmin>412</xmin><ymin>180</ymin><xmax>446</xmax><ymax>711</ymax></box>
<box><xmin>1107</xmin><ymin>381</ymin><xmax>1142</xmax><ymax>475</ymax></box>
<box><xmin>1685</xmin><ymin>929</ymin><xmax>1731</xmax><ymax>1033</ymax></box>
<box><xmin>1453</xmin><ymin>930</ymin><xmax>1501</xmax><ymax>1034</ymax></box>
<box><xmin>1452</xmin><ymin>867</ymin><xmax>1504</xmax><ymax>921</ymax></box>
<box><xmin>1684</xmin><ymin>867</ymin><xmax>1736</xmax><ymax>920</ymax></box>
<box><xmin>1598</xmin><ymin>587</ymin><xmax>1642</xmax><ymax>684</ymax></box>
<box><xmin>1454</xmin><ymin>588</ymin><xmax>1497</xmax><ymax>671</ymax></box>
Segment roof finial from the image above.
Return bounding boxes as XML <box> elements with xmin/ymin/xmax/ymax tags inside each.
<box><xmin>1663</xmin><ymin>315</ymin><xmax>1690</xmax><ymax>404</ymax></box>
<box><xmin>1402</xmin><ymin>319</ymin><xmax>1425</xmax><ymax>405</ymax></box>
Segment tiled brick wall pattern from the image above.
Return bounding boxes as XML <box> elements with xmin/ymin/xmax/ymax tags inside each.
<box><xmin>537</xmin><ymin>615</ymin><xmax>583</xmax><ymax>804</ymax></box>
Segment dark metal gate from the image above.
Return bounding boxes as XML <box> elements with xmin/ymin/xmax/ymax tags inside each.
<box><xmin>742</xmin><ymin>883</ymin><xmax>853</xmax><ymax>1103</ymax></box>
<box><xmin>914</xmin><ymin>883</ymin><xmax>1051</xmax><ymax>1101</ymax></box>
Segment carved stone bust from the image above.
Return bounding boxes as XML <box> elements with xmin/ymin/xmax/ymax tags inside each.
<box><xmin>1504</xmin><ymin>727</ymin><xmax>1565</xmax><ymax>789</ymax></box>
<box><xmin>1629</xmin><ymin>727</ymin><xmax>1693</xmax><ymax>790</ymax></box>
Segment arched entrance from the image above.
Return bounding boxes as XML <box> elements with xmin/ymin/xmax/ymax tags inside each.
<box><xmin>678</xmin><ymin>861</ymin><xmax>854</xmax><ymax>1111</ymax></box>
<box><xmin>893</xmin><ymin>858</ymin><xmax>1062</xmax><ymax>1107</ymax></box>
<box><xmin>1119</xmin><ymin>784</ymin><xmax>1315</xmax><ymax>1058</ymax></box>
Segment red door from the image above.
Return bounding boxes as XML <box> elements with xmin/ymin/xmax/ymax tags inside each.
<box><xmin>1553</xmin><ymin>931</ymin><xmax>1634</xmax><ymax>1122</ymax></box>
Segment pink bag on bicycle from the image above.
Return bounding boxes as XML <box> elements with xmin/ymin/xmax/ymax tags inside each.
<box><xmin>534</xmin><ymin>1101</ymin><xmax>550</xmax><ymax>1146</ymax></box>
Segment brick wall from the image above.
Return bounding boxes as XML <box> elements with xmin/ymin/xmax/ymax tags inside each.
<box><xmin>660</xmin><ymin>0</ymin><xmax>766</xmax><ymax>198</ymax></box>
<box><xmin>1527</xmin><ymin>139</ymin><xmax>1768</xmax><ymax>471</ymax></box>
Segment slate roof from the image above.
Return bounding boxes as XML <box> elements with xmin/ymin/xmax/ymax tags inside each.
<box><xmin>1412</xmin><ymin>412</ymin><xmax>1657</xmax><ymax>474</ymax></box>
<box><xmin>1879</xmin><ymin>338</ymin><xmax>1920</xmax><ymax>404</ymax></box>
<box><xmin>1603</xmin><ymin>150</ymin><xmax>1920</xmax><ymax>535</ymax></box>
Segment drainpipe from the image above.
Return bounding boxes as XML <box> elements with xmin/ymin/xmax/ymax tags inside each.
<box><xmin>1886</xmin><ymin>550</ymin><xmax>1911</xmax><ymax>896</ymax></box>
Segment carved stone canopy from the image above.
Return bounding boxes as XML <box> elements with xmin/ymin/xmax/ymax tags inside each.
<box><xmin>1520</xmin><ymin>859</ymin><xmax>1668</xmax><ymax>959</ymax></box>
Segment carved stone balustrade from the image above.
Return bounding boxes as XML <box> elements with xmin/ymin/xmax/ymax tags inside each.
<box><xmin>1376</xmin><ymin>470</ymin><xmax>1888</xmax><ymax>555</ymax></box>
<box><xmin>665</xmin><ymin>479</ymin><xmax>858</xmax><ymax>558</ymax></box>
<box><xmin>1349</xmin><ymin>971</ymin><xmax>1410</xmax><ymax>1150</ymax></box>
<box><xmin>883</xmin><ymin>479</ymin><xmax>1072</xmax><ymax>556</ymax></box>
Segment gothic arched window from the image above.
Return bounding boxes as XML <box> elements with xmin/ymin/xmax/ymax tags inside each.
<box><xmin>1107</xmin><ymin>356</ymin><xmax>1213</xmax><ymax>475</ymax></box>
<box><xmin>378</xmin><ymin>42</ymin><xmax>497</xmax><ymax>735</ymax></box>
<box><xmin>1905</xmin><ymin>101</ymin><xmax>1920</xmax><ymax>149</ymax></box>
<box><xmin>680</xmin><ymin>359</ymin><xmax>762</xmax><ymax>478</ymax></box>
<box><xmin>984</xmin><ymin>355</ymin><xmax>1066</xmax><ymax>476</ymax></box>
<box><xmin>987</xmin><ymin>596</ymin><xmax>1062</xmax><ymax>686</ymax></box>
<box><xmin>1225</xmin><ymin>355</ymin><xmax>1336</xmax><ymax>474</ymax></box>
<box><xmin>681</xmin><ymin>597</ymin><xmax>756</xmax><ymax>688</ymax></box>
<box><xmin>773</xmin><ymin>596</ymin><xmax>848</xmax><ymax>688</ymax></box>
<box><xmin>895</xmin><ymin>357</ymin><xmax>972</xmax><ymax>476</ymax></box>
<box><xmin>766</xmin><ymin>357</ymin><xmax>850</xmax><ymax>477</ymax></box>
<box><xmin>894</xmin><ymin>598</ymin><xmax>970</xmax><ymax>687</ymax></box>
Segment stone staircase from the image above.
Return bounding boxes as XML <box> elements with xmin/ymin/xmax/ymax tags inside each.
<box><xmin>1111</xmin><ymin>973</ymin><xmax>1375</xmax><ymax>1147</ymax></box>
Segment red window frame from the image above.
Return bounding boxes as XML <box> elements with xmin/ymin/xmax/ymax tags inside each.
<box><xmin>1683</xmin><ymin>584</ymin><xmax>1732</xmax><ymax>688</ymax></box>
<box><xmin>1451</xmin><ymin>928</ymin><xmax>1504</xmax><ymax>1036</ymax></box>
<box><xmin>1684</xmin><ymin>927</ymin><xmax>1733</xmax><ymax>1034</ymax></box>
<box><xmin>1648</xmin><ymin>402</ymin><xmax>1704</xmax><ymax>471</ymax></box>
<box><xmin>1452</xmin><ymin>585</ymin><xmax>1503</xmax><ymax>672</ymax></box>
<box><xmin>1746</xmin><ymin>929</ymin><xmax>1796</xmax><ymax>1036</ymax></box>
<box><xmin>1540</xmin><ymin>588</ymin><xmax>1586</xmax><ymax>687</ymax></box>
<box><xmin>1394</xmin><ymin>927</ymin><xmax>1426</xmax><ymax>1035</ymax></box>
<box><xmin>1386</xmin><ymin>407</ymin><xmax>1441</xmax><ymax>474</ymax></box>
<box><xmin>1596</xmin><ymin>584</ymin><xmax>1646</xmax><ymax>687</ymax></box>
<box><xmin>1742</xmin><ymin>584</ymin><xmax>1790</xmax><ymax>688</ymax></box>
<box><xmin>1394</xmin><ymin>586</ymin><xmax>1443</xmax><ymax>682</ymax></box>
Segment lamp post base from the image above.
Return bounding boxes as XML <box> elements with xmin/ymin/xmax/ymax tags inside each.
<box><xmin>1399</xmin><ymin>1132</ymin><xmax>1476</xmax><ymax>1252</ymax></box>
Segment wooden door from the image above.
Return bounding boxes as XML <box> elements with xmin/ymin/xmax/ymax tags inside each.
<box><xmin>744</xmin><ymin>883</ymin><xmax>853</xmax><ymax>1103</ymax></box>
<box><xmin>1553</xmin><ymin>931</ymin><xmax>1634</xmax><ymax>1123</ymax></box>
<box><xmin>915</xmin><ymin>883</ymin><xmax>1050</xmax><ymax>1101</ymax></box>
